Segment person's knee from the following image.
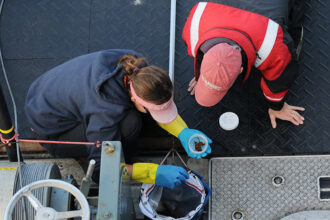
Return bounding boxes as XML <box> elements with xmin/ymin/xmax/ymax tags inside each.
<box><xmin>40</xmin><ymin>143</ymin><xmax>57</xmax><ymax>157</ymax></box>
<box><xmin>120</xmin><ymin>109</ymin><xmax>142</xmax><ymax>142</ymax></box>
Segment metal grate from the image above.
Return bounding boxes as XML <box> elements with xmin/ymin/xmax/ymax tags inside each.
<box><xmin>210</xmin><ymin>155</ymin><xmax>330</xmax><ymax>220</ymax></box>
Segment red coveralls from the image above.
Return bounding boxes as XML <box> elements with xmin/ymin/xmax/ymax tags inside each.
<box><xmin>182</xmin><ymin>2</ymin><xmax>297</xmax><ymax>110</ymax></box>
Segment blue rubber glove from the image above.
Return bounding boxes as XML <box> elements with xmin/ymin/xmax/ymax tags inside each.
<box><xmin>178</xmin><ymin>128</ymin><xmax>212</xmax><ymax>159</ymax></box>
<box><xmin>155</xmin><ymin>165</ymin><xmax>189</xmax><ymax>189</ymax></box>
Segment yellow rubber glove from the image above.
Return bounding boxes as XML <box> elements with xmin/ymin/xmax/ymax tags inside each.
<box><xmin>132</xmin><ymin>163</ymin><xmax>159</xmax><ymax>184</ymax></box>
<box><xmin>158</xmin><ymin>114</ymin><xmax>188</xmax><ymax>137</ymax></box>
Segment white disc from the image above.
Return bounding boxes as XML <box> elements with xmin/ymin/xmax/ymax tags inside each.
<box><xmin>219</xmin><ymin>112</ymin><xmax>239</xmax><ymax>131</ymax></box>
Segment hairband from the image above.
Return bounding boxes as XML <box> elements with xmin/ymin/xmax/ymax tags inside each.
<box><xmin>133</xmin><ymin>67</ymin><xmax>140</xmax><ymax>73</ymax></box>
<box><xmin>123</xmin><ymin>67</ymin><xmax>140</xmax><ymax>88</ymax></box>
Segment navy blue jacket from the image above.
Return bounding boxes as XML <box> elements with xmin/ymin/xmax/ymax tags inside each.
<box><xmin>25</xmin><ymin>49</ymin><xmax>141</xmax><ymax>143</ymax></box>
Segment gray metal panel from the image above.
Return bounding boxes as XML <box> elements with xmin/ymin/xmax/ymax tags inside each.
<box><xmin>0</xmin><ymin>162</ymin><xmax>17</xmax><ymax>220</ymax></box>
<box><xmin>281</xmin><ymin>211</ymin><xmax>330</xmax><ymax>220</ymax></box>
<box><xmin>209</xmin><ymin>155</ymin><xmax>330</xmax><ymax>220</ymax></box>
<box><xmin>97</xmin><ymin>141</ymin><xmax>135</xmax><ymax>220</ymax></box>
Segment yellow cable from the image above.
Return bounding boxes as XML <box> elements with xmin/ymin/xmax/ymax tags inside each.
<box><xmin>0</xmin><ymin>125</ymin><xmax>14</xmax><ymax>134</ymax></box>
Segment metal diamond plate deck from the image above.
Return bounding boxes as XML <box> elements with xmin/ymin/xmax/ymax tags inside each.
<box><xmin>0</xmin><ymin>0</ymin><xmax>329</xmax><ymax>154</ymax></box>
<box><xmin>210</xmin><ymin>155</ymin><xmax>330</xmax><ymax>220</ymax></box>
<box><xmin>89</xmin><ymin>0</ymin><xmax>170</xmax><ymax>69</ymax></box>
<box><xmin>1</xmin><ymin>0</ymin><xmax>90</xmax><ymax>59</ymax></box>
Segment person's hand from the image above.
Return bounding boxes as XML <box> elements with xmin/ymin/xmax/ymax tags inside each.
<box><xmin>187</xmin><ymin>77</ymin><xmax>197</xmax><ymax>95</ymax></box>
<box><xmin>155</xmin><ymin>165</ymin><xmax>189</xmax><ymax>189</ymax></box>
<box><xmin>268</xmin><ymin>102</ymin><xmax>305</xmax><ymax>128</ymax></box>
<box><xmin>178</xmin><ymin>128</ymin><xmax>212</xmax><ymax>159</ymax></box>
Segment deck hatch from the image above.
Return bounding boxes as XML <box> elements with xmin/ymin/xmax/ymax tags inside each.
<box><xmin>318</xmin><ymin>176</ymin><xmax>330</xmax><ymax>201</ymax></box>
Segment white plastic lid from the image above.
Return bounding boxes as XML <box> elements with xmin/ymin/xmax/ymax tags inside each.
<box><xmin>219</xmin><ymin>112</ymin><xmax>239</xmax><ymax>131</ymax></box>
<box><xmin>188</xmin><ymin>134</ymin><xmax>208</xmax><ymax>155</ymax></box>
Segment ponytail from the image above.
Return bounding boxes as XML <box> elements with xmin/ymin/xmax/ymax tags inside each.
<box><xmin>118</xmin><ymin>54</ymin><xmax>147</xmax><ymax>80</ymax></box>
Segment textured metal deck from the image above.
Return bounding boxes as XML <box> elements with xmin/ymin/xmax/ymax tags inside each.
<box><xmin>0</xmin><ymin>0</ymin><xmax>329</xmax><ymax>154</ymax></box>
<box><xmin>175</xmin><ymin>0</ymin><xmax>330</xmax><ymax>156</ymax></box>
<box><xmin>210</xmin><ymin>155</ymin><xmax>330</xmax><ymax>220</ymax></box>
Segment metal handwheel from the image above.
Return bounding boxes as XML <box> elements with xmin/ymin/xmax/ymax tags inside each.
<box><xmin>5</xmin><ymin>179</ymin><xmax>90</xmax><ymax>220</ymax></box>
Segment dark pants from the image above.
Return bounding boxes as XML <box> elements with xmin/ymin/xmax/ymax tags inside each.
<box><xmin>38</xmin><ymin>109</ymin><xmax>142</xmax><ymax>183</ymax></box>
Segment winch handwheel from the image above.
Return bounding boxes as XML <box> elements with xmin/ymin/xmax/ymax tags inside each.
<box><xmin>5</xmin><ymin>179</ymin><xmax>90</xmax><ymax>220</ymax></box>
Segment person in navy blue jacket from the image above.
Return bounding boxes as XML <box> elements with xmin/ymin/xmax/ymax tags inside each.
<box><xmin>25</xmin><ymin>49</ymin><xmax>212</xmax><ymax>183</ymax></box>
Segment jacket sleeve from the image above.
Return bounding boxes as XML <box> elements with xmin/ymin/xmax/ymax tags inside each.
<box><xmin>258</xmin><ymin>30</ymin><xmax>298</xmax><ymax>110</ymax></box>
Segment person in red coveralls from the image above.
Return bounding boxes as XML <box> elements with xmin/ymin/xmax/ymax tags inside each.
<box><xmin>182</xmin><ymin>2</ymin><xmax>305</xmax><ymax>128</ymax></box>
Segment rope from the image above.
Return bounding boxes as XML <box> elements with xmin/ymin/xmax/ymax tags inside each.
<box><xmin>2</xmin><ymin>138</ymin><xmax>101</xmax><ymax>148</ymax></box>
<box><xmin>0</xmin><ymin>130</ymin><xmax>18</xmax><ymax>144</ymax></box>
<box><xmin>18</xmin><ymin>139</ymin><xmax>100</xmax><ymax>148</ymax></box>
